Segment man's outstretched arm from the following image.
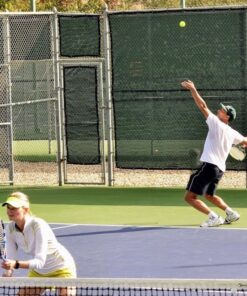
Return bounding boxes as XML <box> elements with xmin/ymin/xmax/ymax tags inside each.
<box><xmin>181</xmin><ymin>80</ymin><xmax>210</xmax><ymax>119</ymax></box>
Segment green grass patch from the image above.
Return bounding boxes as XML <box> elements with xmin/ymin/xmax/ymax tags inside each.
<box><xmin>0</xmin><ymin>187</ymin><xmax>246</xmax><ymax>227</ymax></box>
<box><xmin>15</xmin><ymin>155</ymin><xmax>56</xmax><ymax>162</ymax></box>
<box><xmin>13</xmin><ymin>140</ymin><xmax>56</xmax><ymax>162</ymax></box>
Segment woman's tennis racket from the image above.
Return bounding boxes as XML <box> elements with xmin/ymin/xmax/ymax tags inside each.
<box><xmin>0</xmin><ymin>219</ymin><xmax>6</xmax><ymax>260</ymax></box>
<box><xmin>229</xmin><ymin>145</ymin><xmax>246</xmax><ymax>161</ymax></box>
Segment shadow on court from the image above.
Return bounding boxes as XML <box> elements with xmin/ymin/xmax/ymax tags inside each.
<box><xmin>55</xmin><ymin>225</ymin><xmax>247</xmax><ymax>279</ymax></box>
<box><xmin>12</xmin><ymin>225</ymin><xmax>247</xmax><ymax>279</ymax></box>
<box><xmin>55</xmin><ymin>226</ymin><xmax>169</xmax><ymax>237</ymax></box>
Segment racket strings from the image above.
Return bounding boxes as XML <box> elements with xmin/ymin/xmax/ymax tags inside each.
<box><xmin>230</xmin><ymin>145</ymin><xmax>246</xmax><ymax>161</ymax></box>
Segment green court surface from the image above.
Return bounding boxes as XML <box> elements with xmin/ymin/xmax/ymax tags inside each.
<box><xmin>0</xmin><ymin>187</ymin><xmax>246</xmax><ymax>228</ymax></box>
<box><xmin>13</xmin><ymin>140</ymin><xmax>57</xmax><ymax>162</ymax></box>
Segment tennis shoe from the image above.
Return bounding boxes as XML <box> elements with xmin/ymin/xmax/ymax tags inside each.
<box><xmin>200</xmin><ymin>216</ymin><xmax>224</xmax><ymax>228</ymax></box>
<box><xmin>224</xmin><ymin>211</ymin><xmax>240</xmax><ymax>224</ymax></box>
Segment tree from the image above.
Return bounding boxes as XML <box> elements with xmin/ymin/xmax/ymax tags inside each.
<box><xmin>37</xmin><ymin>0</ymin><xmax>56</xmax><ymax>11</ymax></box>
<box><xmin>1</xmin><ymin>0</ymin><xmax>247</xmax><ymax>12</ymax></box>
<box><xmin>79</xmin><ymin>0</ymin><xmax>105</xmax><ymax>13</ymax></box>
<box><xmin>57</xmin><ymin>0</ymin><xmax>77</xmax><ymax>11</ymax></box>
<box><xmin>3</xmin><ymin>0</ymin><xmax>29</xmax><ymax>11</ymax></box>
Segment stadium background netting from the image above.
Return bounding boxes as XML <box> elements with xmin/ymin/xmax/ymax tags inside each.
<box><xmin>0</xmin><ymin>7</ymin><xmax>247</xmax><ymax>186</ymax></box>
<box><xmin>59</xmin><ymin>15</ymin><xmax>102</xmax><ymax>166</ymax></box>
<box><xmin>63</xmin><ymin>66</ymin><xmax>101</xmax><ymax>165</ymax></box>
<box><xmin>109</xmin><ymin>8</ymin><xmax>247</xmax><ymax>170</ymax></box>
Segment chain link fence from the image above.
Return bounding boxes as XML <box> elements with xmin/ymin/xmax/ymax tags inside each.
<box><xmin>0</xmin><ymin>7</ymin><xmax>246</xmax><ymax>187</ymax></box>
<box><xmin>0</xmin><ymin>11</ymin><xmax>106</xmax><ymax>186</ymax></box>
<box><xmin>108</xmin><ymin>7</ymin><xmax>247</xmax><ymax>188</ymax></box>
<box><xmin>0</xmin><ymin>14</ymin><xmax>59</xmax><ymax>185</ymax></box>
<box><xmin>58</xmin><ymin>13</ymin><xmax>105</xmax><ymax>185</ymax></box>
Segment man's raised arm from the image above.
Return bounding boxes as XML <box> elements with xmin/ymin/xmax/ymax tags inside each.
<box><xmin>181</xmin><ymin>80</ymin><xmax>210</xmax><ymax>119</ymax></box>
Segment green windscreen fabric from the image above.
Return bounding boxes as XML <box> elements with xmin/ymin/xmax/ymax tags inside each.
<box><xmin>59</xmin><ymin>15</ymin><xmax>101</xmax><ymax>57</ymax></box>
<box><xmin>109</xmin><ymin>8</ymin><xmax>247</xmax><ymax>170</ymax></box>
<box><xmin>63</xmin><ymin>66</ymin><xmax>100</xmax><ymax>164</ymax></box>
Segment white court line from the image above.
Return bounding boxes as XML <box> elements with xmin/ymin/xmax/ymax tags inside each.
<box><xmin>3</xmin><ymin>220</ymin><xmax>247</xmax><ymax>231</ymax></box>
<box><xmin>50</xmin><ymin>224</ymin><xmax>79</xmax><ymax>230</ymax></box>
<box><xmin>49</xmin><ymin>222</ymin><xmax>247</xmax><ymax>231</ymax></box>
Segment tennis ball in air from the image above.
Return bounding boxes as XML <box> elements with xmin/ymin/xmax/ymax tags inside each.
<box><xmin>179</xmin><ymin>21</ymin><xmax>186</xmax><ymax>28</ymax></box>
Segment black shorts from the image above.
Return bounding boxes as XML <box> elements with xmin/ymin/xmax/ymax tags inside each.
<box><xmin>186</xmin><ymin>162</ymin><xmax>224</xmax><ymax>196</ymax></box>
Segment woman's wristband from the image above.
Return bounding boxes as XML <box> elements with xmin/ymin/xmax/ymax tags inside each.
<box><xmin>14</xmin><ymin>260</ymin><xmax>20</xmax><ymax>269</ymax></box>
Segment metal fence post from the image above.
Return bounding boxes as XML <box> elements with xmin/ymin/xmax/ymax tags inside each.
<box><xmin>52</xmin><ymin>8</ymin><xmax>63</xmax><ymax>186</ymax></box>
<box><xmin>30</xmin><ymin>0</ymin><xmax>36</xmax><ymax>12</ymax></box>
<box><xmin>180</xmin><ymin>0</ymin><xmax>186</xmax><ymax>8</ymax></box>
<box><xmin>5</xmin><ymin>15</ymin><xmax>14</xmax><ymax>184</ymax></box>
<box><xmin>98</xmin><ymin>62</ymin><xmax>107</xmax><ymax>185</ymax></box>
<box><xmin>103</xmin><ymin>5</ymin><xmax>114</xmax><ymax>186</ymax></box>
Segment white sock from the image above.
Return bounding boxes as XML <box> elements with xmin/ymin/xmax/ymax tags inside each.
<box><xmin>225</xmin><ymin>207</ymin><xmax>233</xmax><ymax>214</ymax></box>
<box><xmin>208</xmin><ymin>211</ymin><xmax>218</xmax><ymax>219</ymax></box>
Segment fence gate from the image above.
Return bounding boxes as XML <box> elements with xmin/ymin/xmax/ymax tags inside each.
<box><xmin>61</xmin><ymin>63</ymin><xmax>106</xmax><ymax>184</ymax></box>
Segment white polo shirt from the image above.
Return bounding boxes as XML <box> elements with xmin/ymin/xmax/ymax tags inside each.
<box><xmin>6</xmin><ymin>215</ymin><xmax>76</xmax><ymax>276</ymax></box>
<box><xmin>200</xmin><ymin>112</ymin><xmax>244</xmax><ymax>172</ymax></box>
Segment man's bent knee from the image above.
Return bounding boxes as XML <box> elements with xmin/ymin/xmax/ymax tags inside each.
<box><xmin>205</xmin><ymin>194</ymin><xmax>214</xmax><ymax>201</ymax></box>
<box><xmin>185</xmin><ymin>192</ymin><xmax>197</xmax><ymax>203</ymax></box>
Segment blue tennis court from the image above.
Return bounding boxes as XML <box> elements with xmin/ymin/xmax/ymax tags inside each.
<box><xmin>12</xmin><ymin>224</ymin><xmax>247</xmax><ymax>279</ymax></box>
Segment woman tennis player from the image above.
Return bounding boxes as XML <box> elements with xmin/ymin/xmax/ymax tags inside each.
<box><xmin>1</xmin><ymin>191</ymin><xmax>76</xmax><ymax>295</ymax></box>
<box><xmin>181</xmin><ymin>80</ymin><xmax>247</xmax><ymax>227</ymax></box>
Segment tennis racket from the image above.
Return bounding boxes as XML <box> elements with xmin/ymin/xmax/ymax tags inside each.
<box><xmin>229</xmin><ymin>144</ymin><xmax>246</xmax><ymax>161</ymax></box>
<box><xmin>0</xmin><ymin>219</ymin><xmax>6</xmax><ymax>260</ymax></box>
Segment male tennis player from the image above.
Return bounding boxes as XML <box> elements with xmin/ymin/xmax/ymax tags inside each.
<box><xmin>181</xmin><ymin>80</ymin><xmax>247</xmax><ymax>227</ymax></box>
